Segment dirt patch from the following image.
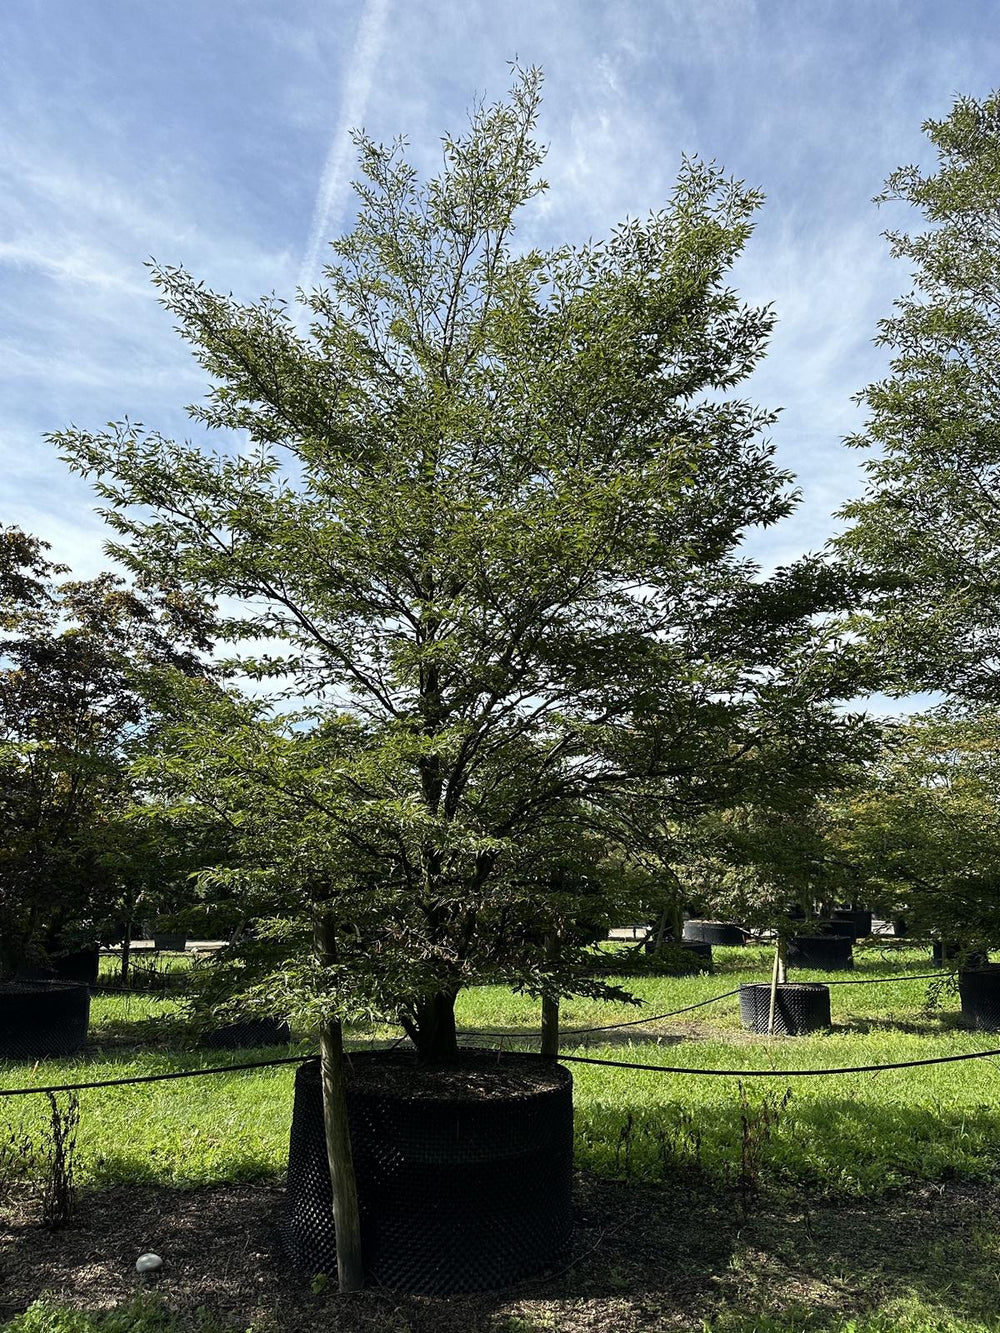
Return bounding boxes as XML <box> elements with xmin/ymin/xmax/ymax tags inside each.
<box><xmin>4</xmin><ymin>1174</ymin><xmax>1000</xmax><ymax>1332</ymax></box>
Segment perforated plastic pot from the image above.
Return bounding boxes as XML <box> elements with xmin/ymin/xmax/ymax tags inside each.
<box><xmin>682</xmin><ymin>920</ymin><xmax>745</xmax><ymax>946</ymax></box>
<box><xmin>787</xmin><ymin>934</ymin><xmax>854</xmax><ymax>972</ymax></box>
<box><xmin>284</xmin><ymin>1050</ymin><xmax>573</xmax><ymax>1293</ymax></box>
<box><xmin>739</xmin><ymin>982</ymin><xmax>831</xmax><ymax>1035</ymax></box>
<box><xmin>959</xmin><ymin>965</ymin><xmax>1000</xmax><ymax>1031</ymax></box>
<box><xmin>202</xmin><ymin>1017</ymin><xmax>291</xmax><ymax>1049</ymax></box>
<box><xmin>0</xmin><ymin>980</ymin><xmax>90</xmax><ymax>1060</ymax></box>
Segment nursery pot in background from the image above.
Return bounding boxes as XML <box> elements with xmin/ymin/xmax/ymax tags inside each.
<box><xmin>832</xmin><ymin>908</ymin><xmax>873</xmax><ymax>938</ymax></box>
<box><xmin>152</xmin><ymin>932</ymin><xmax>188</xmax><ymax>952</ymax></box>
<box><xmin>0</xmin><ymin>980</ymin><xmax>90</xmax><ymax>1060</ymax></box>
<box><xmin>787</xmin><ymin>934</ymin><xmax>853</xmax><ymax>972</ymax></box>
<box><xmin>284</xmin><ymin>1050</ymin><xmax>573</xmax><ymax>1294</ymax></box>
<box><xmin>933</xmin><ymin>941</ymin><xmax>988</xmax><ymax>968</ymax></box>
<box><xmin>959</xmin><ymin>965</ymin><xmax>1000</xmax><ymax>1031</ymax></box>
<box><xmin>681</xmin><ymin>920</ymin><xmax>745</xmax><ymax>946</ymax></box>
<box><xmin>51</xmin><ymin>945</ymin><xmax>101</xmax><ymax>988</ymax></box>
<box><xmin>739</xmin><ymin>981</ymin><xmax>831</xmax><ymax>1035</ymax></box>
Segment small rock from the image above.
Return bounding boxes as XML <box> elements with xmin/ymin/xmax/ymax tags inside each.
<box><xmin>136</xmin><ymin>1252</ymin><xmax>163</xmax><ymax>1276</ymax></box>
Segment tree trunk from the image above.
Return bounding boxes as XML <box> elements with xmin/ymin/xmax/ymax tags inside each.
<box><xmin>412</xmin><ymin>990</ymin><xmax>459</xmax><ymax>1062</ymax></box>
<box><xmin>314</xmin><ymin>917</ymin><xmax>364</xmax><ymax>1293</ymax></box>
<box><xmin>540</xmin><ymin>931</ymin><xmax>560</xmax><ymax>1057</ymax></box>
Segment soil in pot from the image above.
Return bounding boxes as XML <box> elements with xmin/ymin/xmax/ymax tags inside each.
<box><xmin>681</xmin><ymin>920</ymin><xmax>745</xmax><ymax>947</ymax></box>
<box><xmin>739</xmin><ymin>982</ymin><xmax>831</xmax><ymax>1035</ymax></box>
<box><xmin>284</xmin><ymin>1049</ymin><xmax>573</xmax><ymax>1294</ymax></box>
<box><xmin>959</xmin><ymin>964</ymin><xmax>1000</xmax><ymax>1031</ymax></box>
<box><xmin>786</xmin><ymin>934</ymin><xmax>854</xmax><ymax>972</ymax></box>
<box><xmin>0</xmin><ymin>980</ymin><xmax>90</xmax><ymax>1060</ymax></box>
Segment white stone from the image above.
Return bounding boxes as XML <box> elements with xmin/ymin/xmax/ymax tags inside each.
<box><xmin>136</xmin><ymin>1252</ymin><xmax>162</xmax><ymax>1275</ymax></box>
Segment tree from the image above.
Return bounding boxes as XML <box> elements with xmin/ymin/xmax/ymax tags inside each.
<box><xmin>53</xmin><ymin>66</ymin><xmax>867</xmax><ymax>1063</ymax></box>
<box><xmin>837</xmin><ymin>89</ymin><xmax>1000</xmax><ymax>701</ymax></box>
<box><xmin>0</xmin><ymin>527</ymin><xmax>212</xmax><ymax>981</ymax></box>
<box><xmin>827</xmin><ymin>707</ymin><xmax>1000</xmax><ymax>952</ymax></box>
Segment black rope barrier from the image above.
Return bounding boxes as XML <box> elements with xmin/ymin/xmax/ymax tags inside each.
<box><xmin>463</xmin><ymin>987</ymin><xmax>744</xmax><ymax>1040</ymax></box>
<box><xmin>553</xmin><ymin>1046</ymin><xmax>1000</xmax><ymax>1077</ymax></box>
<box><xmin>0</xmin><ymin>1054</ymin><xmax>311</xmax><ymax>1099</ymax></box>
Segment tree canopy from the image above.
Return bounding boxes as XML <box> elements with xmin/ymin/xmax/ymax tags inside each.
<box><xmin>837</xmin><ymin>89</ymin><xmax>1000</xmax><ymax>702</ymax></box>
<box><xmin>53</xmin><ymin>66</ymin><xmax>869</xmax><ymax>1059</ymax></box>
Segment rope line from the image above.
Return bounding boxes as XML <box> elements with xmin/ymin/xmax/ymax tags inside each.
<box><xmin>552</xmin><ymin>1046</ymin><xmax>1000</xmax><ymax>1077</ymax></box>
<box><xmin>0</xmin><ymin>1054</ymin><xmax>309</xmax><ymax>1098</ymax></box>
<box><xmin>463</xmin><ymin>987</ymin><xmax>743</xmax><ymax>1039</ymax></box>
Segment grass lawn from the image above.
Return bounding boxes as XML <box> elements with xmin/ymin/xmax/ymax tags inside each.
<box><xmin>4</xmin><ymin>942</ymin><xmax>1000</xmax><ymax>1331</ymax></box>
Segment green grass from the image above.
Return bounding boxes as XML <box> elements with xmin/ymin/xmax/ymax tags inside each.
<box><xmin>2</xmin><ymin>944</ymin><xmax>996</xmax><ymax>1198</ymax></box>
<box><xmin>1</xmin><ymin>1296</ymin><xmax>239</xmax><ymax>1332</ymax></box>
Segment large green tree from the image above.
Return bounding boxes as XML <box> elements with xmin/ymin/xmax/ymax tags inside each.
<box><xmin>837</xmin><ymin>89</ymin><xmax>1000</xmax><ymax>700</ymax></box>
<box><xmin>54</xmin><ymin>67</ymin><xmax>866</xmax><ymax>1061</ymax></box>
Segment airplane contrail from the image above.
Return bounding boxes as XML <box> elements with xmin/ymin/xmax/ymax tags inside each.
<box><xmin>297</xmin><ymin>0</ymin><xmax>391</xmax><ymax>295</ymax></box>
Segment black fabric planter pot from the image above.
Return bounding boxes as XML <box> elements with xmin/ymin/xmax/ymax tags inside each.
<box><xmin>153</xmin><ymin>933</ymin><xmax>187</xmax><ymax>952</ymax></box>
<box><xmin>787</xmin><ymin>935</ymin><xmax>854</xmax><ymax>972</ymax></box>
<box><xmin>0</xmin><ymin>980</ymin><xmax>90</xmax><ymax>1060</ymax></box>
<box><xmin>739</xmin><ymin>982</ymin><xmax>831</xmax><ymax>1035</ymax></box>
<box><xmin>284</xmin><ymin>1051</ymin><xmax>573</xmax><ymax>1294</ymax></box>
<box><xmin>52</xmin><ymin>946</ymin><xmax>100</xmax><ymax>988</ymax></box>
<box><xmin>832</xmin><ymin>908</ymin><xmax>872</xmax><ymax>938</ymax></box>
<box><xmin>202</xmin><ymin>1017</ymin><xmax>291</xmax><ymax>1050</ymax></box>
<box><xmin>933</xmin><ymin>941</ymin><xmax>988</xmax><ymax>968</ymax></box>
<box><xmin>959</xmin><ymin>965</ymin><xmax>1000</xmax><ymax>1031</ymax></box>
<box><xmin>891</xmin><ymin>917</ymin><xmax>908</xmax><ymax>937</ymax></box>
<box><xmin>682</xmin><ymin>920</ymin><xmax>745</xmax><ymax>947</ymax></box>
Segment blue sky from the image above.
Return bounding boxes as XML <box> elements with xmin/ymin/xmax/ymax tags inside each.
<box><xmin>1</xmin><ymin>0</ymin><xmax>997</xmax><ymax>710</ymax></box>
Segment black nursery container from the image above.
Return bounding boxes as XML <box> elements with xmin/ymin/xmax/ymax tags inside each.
<box><xmin>933</xmin><ymin>941</ymin><xmax>988</xmax><ymax>968</ymax></box>
<box><xmin>152</xmin><ymin>932</ymin><xmax>187</xmax><ymax>952</ymax></box>
<box><xmin>814</xmin><ymin>918</ymin><xmax>858</xmax><ymax>940</ymax></box>
<box><xmin>739</xmin><ymin>982</ymin><xmax>831</xmax><ymax>1035</ymax></box>
<box><xmin>202</xmin><ymin>1017</ymin><xmax>291</xmax><ymax>1049</ymax></box>
<box><xmin>682</xmin><ymin>920</ymin><xmax>745</xmax><ymax>947</ymax></box>
<box><xmin>284</xmin><ymin>1051</ymin><xmax>574</xmax><ymax>1294</ymax></box>
<box><xmin>787</xmin><ymin>934</ymin><xmax>854</xmax><ymax>972</ymax></box>
<box><xmin>52</xmin><ymin>946</ymin><xmax>101</xmax><ymax>988</ymax></box>
<box><xmin>0</xmin><ymin>980</ymin><xmax>90</xmax><ymax>1060</ymax></box>
<box><xmin>832</xmin><ymin>908</ymin><xmax>873</xmax><ymax>938</ymax></box>
<box><xmin>959</xmin><ymin>965</ymin><xmax>1000</xmax><ymax>1031</ymax></box>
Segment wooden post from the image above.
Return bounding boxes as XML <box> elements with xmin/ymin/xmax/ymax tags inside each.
<box><xmin>315</xmin><ymin>917</ymin><xmax>364</xmax><ymax>1293</ymax></box>
<box><xmin>767</xmin><ymin>938</ymin><xmax>781</xmax><ymax>1036</ymax></box>
<box><xmin>121</xmin><ymin>920</ymin><xmax>132</xmax><ymax>987</ymax></box>
<box><xmin>541</xmin><ymin>931</ymin><xmax>560</xmax><ymax>1057</ymax></box>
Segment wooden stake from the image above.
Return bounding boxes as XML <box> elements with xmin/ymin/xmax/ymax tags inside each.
<box><xmin>541</xmin><ymin>931</ymin><xmax>560</xmax><ymax>1057</ymax></box>
<box><xmin>315</xmin><ymin>918</ymin><xmax>364</xmax><ymax>1293</ymax></box>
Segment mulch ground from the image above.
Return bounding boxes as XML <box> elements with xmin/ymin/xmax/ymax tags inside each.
<box><xmin>4</xmin><ymin>1172</ymin><xmax>1000</xmax><ymax>1332</ymax></box>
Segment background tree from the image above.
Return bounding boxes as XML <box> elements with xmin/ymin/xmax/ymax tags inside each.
<box><xmin>837</xmin><ymin>89</ymin><xmax>1000</xmax><ymax>702</ymax></box>
<box><xmin>54</xmin><ymin>66</ymin><xmax>868</xmax><ymax>1062</ymax></box>
<box><xmin>0</xmin><ymin>527</ymin><xmax>212</xmax><ymax>980</ymax></box>
<box><xmin>827</xmin><ymin>707</ymin><xmax>1000</xmax><ymax>953</ymax></box>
